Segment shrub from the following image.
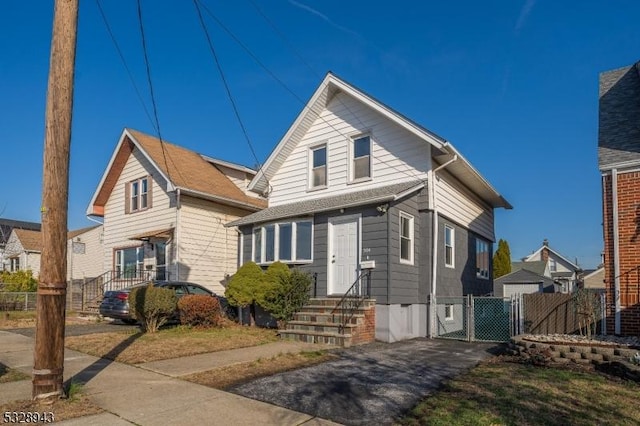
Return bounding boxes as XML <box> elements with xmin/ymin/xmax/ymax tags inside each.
<box><xmin>128</xmin><ymin>284</ymin><xmax>178</xmax><ymax>333</ymax></box>
<box><xmin>262</xmin><ymin>269</ymin><xmax>312</xmax><ymax>327</ymax></box>
<box><xmin>178</xmin><ymin>294</ymin><xmax>223</xmax><ymax>328</ymax></box>
<box><xmin>225</xmin><ymin>262</ymin><xmax>268</xmax><ymax>326</ymax></box>
<box><xmin>0</xmin><ymin>270</ymin><xmax>38</xmax><ymax>292</ymax></box>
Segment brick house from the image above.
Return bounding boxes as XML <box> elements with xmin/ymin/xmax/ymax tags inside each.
<box><xmin>598</xmin><ymin>60</ymin><xmax>640</xmax><ymax>335</ymax></box>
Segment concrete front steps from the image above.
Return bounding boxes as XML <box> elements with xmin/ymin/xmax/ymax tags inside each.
<box><xmin>280</xmin><ymin>297</ymin><xmax>376</xmax><ymax>347</ymax></box>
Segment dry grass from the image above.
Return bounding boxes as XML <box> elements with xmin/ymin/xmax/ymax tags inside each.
<box><xmin>0</xmin><ymin>395</ymin><xmax>103</xmax><ymax>423</ymax></box>
<box><xmin>0</xmin><ymin>362</ymin><xmax>29</xmax><ymax>384</ymax></box>
<box><xmin>65</xmin><ymin>322</ymin><xmax>279</xmax><ymax>364</ymax></box>
<box><xmin>400</xmin><ymin>356</ymin><xmax>640</xmax><ymax>426</ymax></box>
<box><xmin>185</xmin><ymin>351</ymin><xmax>336</xmax><ymax>389</ymax></box>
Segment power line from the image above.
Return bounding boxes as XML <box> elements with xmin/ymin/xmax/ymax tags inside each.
<box><xmin>193</xmin><ymin>0</ymin><xmax>262</xmax><ymax>173</ymax></box>
<box><xmin>94</xmin><ymin>0</ymin><xmax>157</xmax><ymax>133</ymax></box>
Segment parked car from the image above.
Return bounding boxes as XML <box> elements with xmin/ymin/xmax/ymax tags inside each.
<box><xmin>99</xmin><ymin>281</ymin><xmax>217</xmax><ymax>324</ymax></box>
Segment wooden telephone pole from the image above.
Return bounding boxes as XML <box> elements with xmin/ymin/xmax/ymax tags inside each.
<box><xmin>33</xmin><ymin>0</ymin><xmax>78</xmax><ymax>401</ymax></box>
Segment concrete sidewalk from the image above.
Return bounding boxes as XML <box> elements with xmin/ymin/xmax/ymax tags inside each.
<box><xmin>0</xmin><ymin>330</ymin><xmax>340</xmax><ymax>425</ymax></box>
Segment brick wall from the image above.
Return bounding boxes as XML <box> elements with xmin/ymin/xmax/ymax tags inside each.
<box><xmin>602</xmin><ymin>172</ymin><xmax>640</xmax><ymax>335</ymax></box>
<box><xmin>352</xmin><ymin>305</ymin><xmax>376</xmax><ymax>345</ymax></box>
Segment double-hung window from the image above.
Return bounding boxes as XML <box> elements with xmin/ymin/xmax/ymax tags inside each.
<box><xmin>399</xmin><ymin>212</ymin><xmax>414</xmax><ymax>264</ymax></box>
<box><xmin>444</xmin><ymin>225</ymin><xmax>454</xmax><ymax>268</ymax></box>
<box><xmin>253</xmin><ymin>220</ymin><xmax>313</xmax><ymax>264</ymax></box>
<box><xmin>128</xmin><ymin>177</ymin><xmax>150</xmax><ymax>213</ymax></box>
<box><xmin>351</xmin><ymin>135</ymin><xmax>371</xmax><ymax>181</ymax></box>
<box><xmin>310</xmin><ymin>145</ymin><xmax>327</xmax><ymax>188</ymax></box>
<box><xmin>476</xmin><ymin>238</ymin><xmax>489</xmax><ymax>279</ymax></box>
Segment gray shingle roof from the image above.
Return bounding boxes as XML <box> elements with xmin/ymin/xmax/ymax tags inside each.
<box><xmin>598</xmin><ymin>61</ymin><xmax>640</xmax><ymax>169</ymax></box>
<box><xmin>512</xmin><ymin>261</ymin><xmax>547</xmax><ymax>276</ymax></box>
<box><xmin>226</xmin><ymin>181</ymin><xmax>424</xmax><ymax>227</ymax></box>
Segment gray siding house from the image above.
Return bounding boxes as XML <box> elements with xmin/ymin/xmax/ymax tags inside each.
<box><xmin>228</xmin><ymin>73</ymin><xmax>511</xmax><ymax>342</ymax></box>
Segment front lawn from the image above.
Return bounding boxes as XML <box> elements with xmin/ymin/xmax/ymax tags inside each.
<box><xmin>400</xmin><ymin>357</ymin><xmax>640</xmax><ymax>426</ymax></box>
<box><xmin>64</xmin><ymin>323</ymin><xmax>279</xmax><ymax>364</ymax></box>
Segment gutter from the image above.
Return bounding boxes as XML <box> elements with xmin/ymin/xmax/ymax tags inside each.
<box><xmin>612</xmin><ymin>169</ymin><xmax>621</xmax><ymax>334</ymax></box>
<box><xmin>429</xmin><ymin>155</ymin><xmax>458</xmax><ymax>338</ymax></box>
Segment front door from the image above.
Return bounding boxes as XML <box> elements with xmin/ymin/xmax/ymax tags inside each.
<box><xmin>328</xmin><ymin>215</ymin><xmax>359</xmax><ymax>295</ymax></box>
<box><xmin>155</xmin><ymin>242</ymin><xmax>167</xmax><ymax>280</ymax></box>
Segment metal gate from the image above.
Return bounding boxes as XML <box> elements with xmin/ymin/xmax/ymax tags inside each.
<box><xmin>433</xmin><ymin>295</ymin><xmax>518</xmax><ymax>342</ymax></box>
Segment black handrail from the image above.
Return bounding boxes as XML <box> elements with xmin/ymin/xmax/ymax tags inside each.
<box><xmin>330</xmin><ymin>269</ymin><xmax>372</xmax><ymax>334</ymax></box>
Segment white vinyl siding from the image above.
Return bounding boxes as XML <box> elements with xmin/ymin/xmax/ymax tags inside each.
<box><xmin>102</xmin><ymin>149</ymin><xmax>176</xmax><ymax>275</ymax></box>
<box><xmin>4</xmin><ymin>232</ymin><xmax>41</xmax><ymax>277</ymax></box>
<box><xmin>178</xmin><ymin>195</ymin><xmax>247</xmax><ymax>294</ymax></box>
<box><xmin>268</xmin><ymin>92</ymin><xmax>431</xmax><ymax>205</ymax></box>
<box><xmin>67</xmin><ymin>226</ymin><xmax>104</xmax><ymax>280</ymax></box>
<box><xmin>435</xmin><ymin>169</ymin><xmax>495</xmax><ymax>241</ymax></box>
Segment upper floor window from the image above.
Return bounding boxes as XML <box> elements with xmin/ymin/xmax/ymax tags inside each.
<box><xmin>444</xmin><ymin>225</ymin><xmax>454</xmax><ymax>268</ymax></box>
<box><xmin>10</xmin><ymin>257</ymin><xmax>19</xmax><ymax>272</ymax></box>
<box><xmin>253</xmin><ymin>220</ymin><xmax>313</xmax><ymax>264</ymax></box>
<box><xmin>476</xmin><ymin>238</ymin><xmax>489</xmax><ymax>279</ymax></box>
<box><xmin>127</xmin><ymin>177</ymin><xmax>151</xmax><ymax>213</ymax></box>
<box><xmin>351</xmin><ymin>135</ymin><xmax>371</xmax><ymax>181</ymax></box>
<box><xmin>310</xmin><ymin>145</ymin><xmax>327</xmax><ymax>189</ymax></box>
<box><xmin>549</xmin><ymin>258</ymin><xmax>557</xmax><ymax>272</ymax></box>
<box><xmin>399</xmin><ymin>211</ymin><xmax>414</xmax><ymax>264</ymax></box>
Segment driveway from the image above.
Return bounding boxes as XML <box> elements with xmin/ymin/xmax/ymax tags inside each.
<box><xmin>231</xmin><ymin>338</ymin><xmax>499</xmax><ymax>426</ymax></box>
<box><xmin>3</xmin><ymin>321</ymin><xmax>139</xmax><ymax>338</ymax></box>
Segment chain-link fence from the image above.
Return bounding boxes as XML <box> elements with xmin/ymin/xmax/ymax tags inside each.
<box><xmin>433</xmin><ymin>295</ymin><xmax>513</xmax><ymax>342</ymax></box>
<box><xmin>0</xmin><ymin>292</ymin><xmax>37</xmax><ymax>311</ymax></box>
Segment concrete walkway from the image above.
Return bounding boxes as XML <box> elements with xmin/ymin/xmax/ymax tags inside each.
<box><xmin>0</xmin><ymin>331</ymin><xmax>340</xmax><ymax>425</ymax></box>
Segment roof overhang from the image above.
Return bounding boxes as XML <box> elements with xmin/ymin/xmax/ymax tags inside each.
<box><xmin>130</xmin><ymin>228</ymin><xmax>174</xmax><ymax>241</ymax></box>
<box><xmin>177</xmin><ymin>187</ymin><xmax>265</xmax><ymax>212</ymax></box>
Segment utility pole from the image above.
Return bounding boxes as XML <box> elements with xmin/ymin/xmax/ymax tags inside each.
<box><xmin>33</xmin><ymin>0</ymin><xmax>78</xmax><ymax>401</ymax></box>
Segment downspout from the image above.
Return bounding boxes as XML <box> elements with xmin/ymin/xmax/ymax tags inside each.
<box><xmin>429</xmin><ymin>155</ymin><xmax>458</xmax><ymax>338</ymax></box>
<box><xmin>612</xmin><ymin>169</ymin><xmax>621</xmax><ymax>334</ymax></box>
<box><xmin>175</xmin><ymin>188</ymin><xmax>181</xmax><ymax>281</ymax></box>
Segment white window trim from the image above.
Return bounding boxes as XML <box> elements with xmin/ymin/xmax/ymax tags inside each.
<box><xmin>252</xmin><ymin>220</ymin><xmax>314</xmax><ymax>265</ymax></box>
<box><xmin>129</xmin><ymin>176</ymin><xmax>149</xmax><ymax>213</ymax></box>
<box><xmin>399</xmin><ymin>211</ymin><xmax>414</xmax><ymax>265</ymax></box>
<box><xmin>445</xmin><ymin>304</ymin><xmax>454</xmax><ymax>321</ymax></box>
<box><xmin>349</xmin><ymin>134</ymin><xmax>373</xmax><ymax>184</ymax></box>
<box><xmin>444</xmin><ymin>225</ymin><xmax>455</xmax><ymax>268</ymax></box>
<box><xmin>476</xmin><ymin>238</ymin><xmax>489</xmax><ymax>280</ymax></box>
<box><xmin>308</xmin><ymin>143</ymin><xmax>328</xmax><ymax>191</ymax></box>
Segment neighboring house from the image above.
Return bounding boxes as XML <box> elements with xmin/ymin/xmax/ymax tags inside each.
<box><xmin>494</xmin><ymin>268</ymin><xmax>558</xmax><ymax>298</ymax></box>
<box><xmin>0</xmin><ymin>219</ymin><xmax>41</xmax><ymax>271</ymax></box>
<box><xmin>228</xmin><ymin>73</ymin><xmax>511</xmax><ymax>342</ymax></box>
<box><xmin>511</xmin><ymin>260</ymin><xmax>550</xmax><ymax>278</ymax></box>
<box><xmin>4</xmin><ymin>228</ymin><xmax>42</xmax><ymax>276</ymax></box>
<box><xmin>598</xmin><ymin>59</ymin><xmax>640</xmax><ymax>335</ymax></box>
<box><xmin>582</xmin><ymin>267</ymin><xmax>605</xmax><ymax>291</ymax></box>
<box><xmin>86</xmin><ymin>128</ymin><xmax>266</xmax><ymax>294</ymax></box>
<box><xmin>67</xmin><ymin>225</ymin><xmax>104</xmax><ymax>282</ymax></box>
<box><xmin>522</xmin><ymin>239</ymin><xmax>581</xmax><ymax>293</ymax></box>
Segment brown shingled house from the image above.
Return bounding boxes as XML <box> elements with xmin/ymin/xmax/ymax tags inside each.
<box><xmin>86</xmin><ymin>128</ymin><xmax>266</xmax><ymax>294</ymax></box>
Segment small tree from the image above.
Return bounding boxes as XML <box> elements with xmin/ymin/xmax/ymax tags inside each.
<box><xmin>225</xmin><ymin>261</ymin><xmax>268</xmax><ymax>326</ymax></box>
<box><xmin>128</xmin><ymin>284</ymin><xmax>178</xmax><ymax>333</ymax></box>
<box><xmin>262</xmin><ymin>269</ymin><xmax>312</xmax><ymax>328</ymax></box>
<box><xmin>493</xmin><ymin>239</ymin><xmax>512</xmax><ymax>279</ymax></box>
<box><xmin>573</xmin><ymin>288</ymin><xmax>601</xmax><ymax>339</ymax></box>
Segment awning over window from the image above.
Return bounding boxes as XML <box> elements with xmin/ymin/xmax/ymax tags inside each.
<box><xmin>129</xmin><ymin>228</ymin><xmax>174</xmax><ymax>241</ymax></box>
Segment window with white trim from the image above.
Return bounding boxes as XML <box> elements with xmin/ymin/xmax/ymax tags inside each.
<box><xmin>549</xmin><ymin>258</ymin><xmax>557</xmax><ymax>272</ymax></box>
<box><xmin>129</xmin><ymin>177</ymin><xmax>150</xmax><ymax>213</ymax></box>
<box><xmin>253</xmin><ymin>220</ymin><xmax>313</xmax><ymax>264</ymax></box>
<box><xmin>351</xmin><ymin>135</ymin><xmax>371</xmax><ymax>181</ymax></box>
<box><xmin>310</xmin><ymin>145</ymin><xmax>327</xmax><ymax>188</ymax></box>
<box><xmin>445</xmin><ymin>304</ymin><xmax>454</xmax><ymax>321</ymax></box>
<box><xmin>444</xmin><ymin>225</ymin><xmax>454</xmax><ymax>268</ymax></box>
<box><xmin>115</xmin><ymin>246</ymin><xmax>144</xmax><ymax>278</ymax></box>
<box><xmin>476</xmin><ymin>238</ymin><xmax>489</xmax><ymax>279</ymax></box>
<box><xmin>399</xmin><ymin>211</ymin><xmax>414</xmax><ymax>264</ymax></box>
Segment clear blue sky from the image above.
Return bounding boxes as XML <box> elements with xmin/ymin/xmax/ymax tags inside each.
<box><xmin>2</xmin><ymin>1</ymin><xmax>639</xmax><ymax>269</ymax></box>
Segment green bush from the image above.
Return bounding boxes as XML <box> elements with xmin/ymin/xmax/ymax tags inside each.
<box><xmin>128</xmin><ymin>284</ymin><xmax>178</xmax><ymax>333</ymax></box>
<box><xmin>0</xmin><ymin>270</ymin><xmax>38</xmax><ymax>292</ymax></box>
<box><xmin>177</xmin><ymin>294</ymin><xmax>223</xmax><ymax>328</ymax></box>
<box><xmin>262</xmin><ymin>269</ymin><xmax>312</xmax><ymax>327</ymax></box>
<box><xmin>225</xmin><ymin>261</ymin><xmax>268</xmax><ymax>326</ymax></box>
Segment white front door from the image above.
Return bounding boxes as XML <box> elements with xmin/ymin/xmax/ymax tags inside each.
<box><xmin>328</xmin><ymin>215</ymin><xmax>359</xmax><ymax>295</ymax></box>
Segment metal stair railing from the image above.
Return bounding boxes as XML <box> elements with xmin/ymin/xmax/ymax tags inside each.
<box><xmin>80</xmin><ymin>268</ymin><xmax>163</xmax><ymax>312</ymax></box>
<box><xmin>330</xmin><ymin>269</ymin><xmax>372</xmax><ymax>334</ymax></box>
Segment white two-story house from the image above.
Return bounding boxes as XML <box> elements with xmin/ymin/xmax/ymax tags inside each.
<box><xmin>87</xmin><ymin>128</ymin><xmax>266</xmax><ymax>294</ymax></box>
<box><xmin>228</xmin><ymin>73</ymin><xmax>511</xmax><ymax>342</ymax></box>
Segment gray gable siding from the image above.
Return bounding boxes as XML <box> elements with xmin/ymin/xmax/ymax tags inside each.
<box><xmin>598</xmin><ymin>62</ymin><xmax>640</xmax><ymax>169</ymax></box>
<box><xmin>436</xmin><ymin>216</ymin><xmax>493</xmax><ymax>297</ymax></box>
